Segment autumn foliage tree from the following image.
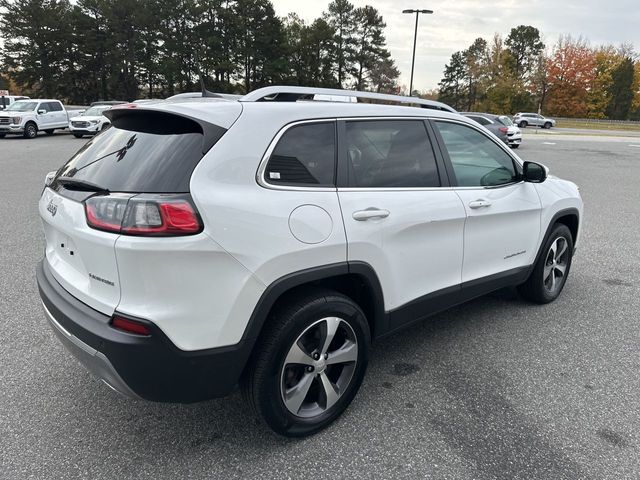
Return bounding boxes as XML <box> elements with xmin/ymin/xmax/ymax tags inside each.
<box><xmin>545</xmin><ymin>36</ymin><xmax>595</xmax><ymax>117</ymax></box>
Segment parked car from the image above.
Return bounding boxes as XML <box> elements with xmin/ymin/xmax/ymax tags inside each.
<box><xmin>514</xmin><ymin>112</ymin><xmax>556</xmax><ymax>129</ymax></box>
<box><xmin>69</xmin><ymin>105</ymin><xmax>113</xmax><ymax>138</ymax></box>
<box><xmin>497</xmin><ymin>115</ymin><xmax>523</xmax><ymax>149</ymax></box>
<box><xmin>0</xmin><ymin>94</ymin><xmax>30</xmax><ymax>110</ymax></box>
<box><xmin>460</xmin><ymin>112</ymin><xmax>509</xmax><ymax>144</ymax></box>
<box><xmin>37</xmin><ymin>86</ymin><xmax>583</xmax><ymax>437</ymax></box>
<box><xmin>0</xmin><ymin>99</ymin><xmax>80</xmax><ymax>138</ymax></box>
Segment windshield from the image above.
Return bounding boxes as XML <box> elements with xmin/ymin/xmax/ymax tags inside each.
<box><xmin>498</xmin><ymin>116</ymin><xmax>514</xmax><ymax>127</ymax></box>
<box><xmin>82</xmin><ymin>106</ymin><xmax>110</xmax><ymax>117</ymax></box>
<box><xmin>6</xmin><ymin>101</ymin><xmax>37</xmax><ymax>112</ymax></box>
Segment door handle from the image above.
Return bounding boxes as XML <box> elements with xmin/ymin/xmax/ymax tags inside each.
<box><xmin>469</xmin><ymin>199</ymin><xmax>492</xmax><ymax>209</ymax></box>
<box><xmin>352</xmin><ymin>208</ymin><xmax>390</xmax><ymax>221</ymax></box>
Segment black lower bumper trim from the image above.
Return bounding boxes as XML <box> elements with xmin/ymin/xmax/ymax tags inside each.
<box><xmin>36</xmin><ymin>259</ymin><xmax>252</xmax><ymax>403</ymax></box>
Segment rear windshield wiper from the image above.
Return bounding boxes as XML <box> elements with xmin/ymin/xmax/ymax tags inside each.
<box><xmin>57</xmin><ymin>176</ymin><xmax>110</xmax><ymax>193</ymax></box>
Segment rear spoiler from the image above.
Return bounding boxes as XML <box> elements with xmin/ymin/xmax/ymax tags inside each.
<box><xmin>104</xmin><ymin>108</ymin><xmax>227</xmax><ymax>154</ymax></box>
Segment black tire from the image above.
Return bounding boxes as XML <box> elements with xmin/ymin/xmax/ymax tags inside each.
<box><xmin>510</xmin><ymin>144</ymin><xmax>520</xmax><ymax>149</ymax></box>
<box><xmin>519</xmin><ymin>121</ymin><xmax>527</xmax><ymax>128</ymax></box>
<box><xmin>73</xmin><ymin>133</ymin><xmax>84</xmax><ymax>138</ymax></box>
<box><xmin>0</xmin><ymin>133</ymin><xmax>6</xmax><ymax>138</ymax></box>
<box><xmin>242</xmin><ymin>288</ymin><xmax>370</xmax><ymax>437</ymax></box>
<box><xmin>544</xmin><ymin>122</ymin><xmax>552</xmax><ymax>129</ymax></box>
<box><xmin>518</xmin><ymin>224</ymin><xmax>574</xmax><ymax>304</ymax></box>
<box><xmin>23</xmin><ymin>122</ymin><xmax>38</xmax><ymax>139</ymax></box>
<box><xmin>44</xmin><ymin>129</ymin><xmax>55</xmax><ymax>135</ymax></box>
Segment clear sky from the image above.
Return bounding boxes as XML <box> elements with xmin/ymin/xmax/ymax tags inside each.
<box><xmin>271</xmin><ymin>0</ymin><xmax>640</xmax><ymax>91</ymax></box>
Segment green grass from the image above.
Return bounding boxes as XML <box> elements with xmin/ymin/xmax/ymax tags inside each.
<box><xmin>556</xmin><ymin>120</ymin><xmax>640</xmax><ymax>132</ymax></box>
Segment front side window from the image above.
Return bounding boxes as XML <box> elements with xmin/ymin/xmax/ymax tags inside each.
<box><xmin>435</xmin><ymin>121</ymin><xmax>519</xmax><ymax>187</ymax></box>
<box><xmin>344</xmin><ymin>120</ymin><xmax>440</xmax><ymax>188</ymax></box>
<box><xmin>49</xmin><ymin>102</ymin><xmax>63</xmax><ymax>112</ymax></box>
<box><xmin>265</xmin><ymin>122</ymin><xmax>336</xmax><ymax>187</ymax></box>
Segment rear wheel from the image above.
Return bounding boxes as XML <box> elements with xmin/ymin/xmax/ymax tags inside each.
<box><xmin>243</xmin><ymin>289</ymin><xmax>370</xmax><ymax>437</ymax></box>
<box><xmin>519</xmin><ymin>121</ymin><xmax>527</xmax><ymax>128</ymax></box>
<box><xmin>518</xmin><ymin>224</ymin><xmax>573</xmax><ymax>303</ymax></box>
<box><xmin>23</xmin><ymin>122</ymin><xmax>38</xmax><ymax>139</ymax></box>
<box><xmin>544</xmin><ymin>122</ymin><xmax>552</xmax><ymax>129</ymax></box>
<box><xmin>44</xmin><ymin>129</ymin><xmax>55</xmax><ymax>135</ymax></box>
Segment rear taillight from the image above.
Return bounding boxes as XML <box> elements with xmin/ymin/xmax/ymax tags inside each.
<box><xmin>499</xmin><ymin>127</ymin><xmax>509</xmax><ymax>134</ymax></box>
<box><xmin>85</xmin><ymin>194</ymin><xmax>202</xmax><ymax>236</ymax></box>
<box><xmin>111</xmin><ymin>315</ymin><xmax>152</xmax><ymax>336</ymax></box>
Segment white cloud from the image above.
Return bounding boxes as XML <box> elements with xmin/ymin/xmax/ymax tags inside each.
<box><xmin>271</xmin><ymin>0</ymin><xmax>640</xmax><ymax>91</ymax></box>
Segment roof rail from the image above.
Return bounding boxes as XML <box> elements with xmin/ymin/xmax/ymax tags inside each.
<box><xmin>239</xmin><ymin>86</ymin><xmax>457</xmax><ymax>113</ymax></box>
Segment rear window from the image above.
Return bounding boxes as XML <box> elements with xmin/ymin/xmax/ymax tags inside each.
<box><xmin>53</xmin><ymin>112</ymin><xmax>215</xmax><ymax>194</ymax></box>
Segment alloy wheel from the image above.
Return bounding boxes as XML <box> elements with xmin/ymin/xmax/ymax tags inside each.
<box><xmin>543</xmin><ymin>237</ymin><xmax>569</xmax><ymax>294</ymax></box>
<box><xmin>280</xmin><ymin>317</ymin><xmax>358</xmax><ymax>418</ymax></box>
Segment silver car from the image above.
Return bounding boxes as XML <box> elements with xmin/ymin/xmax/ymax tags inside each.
<box><xmin>513</xmin><ymin>112</ymin><xmax>556</xmax><ymax>129</ymax></box>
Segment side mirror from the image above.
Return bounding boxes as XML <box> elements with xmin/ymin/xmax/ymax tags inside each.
<box><xmin>523</xmin><ymin>161</ymin><xmax>547</xmax><ymax>183</ymax></box>
<box><xmin>38</xmin><ymin>109</ymin><xmax>47</xmax><ymax>115</ymax></box>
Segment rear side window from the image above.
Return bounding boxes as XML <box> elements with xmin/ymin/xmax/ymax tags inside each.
<box><xmin>344</xmin><ymin>120</ymin><xmax>440</xmax><ymax>188</ymax></box>
<box><xmin>265</xmin><ymin>122</ymin><xmax>336</xmax><ymax>187</ymax></box>
<box><xmin>53</xmin><ymin>112</ymin><xmax>215</xmax><ymax>194</ymax></box>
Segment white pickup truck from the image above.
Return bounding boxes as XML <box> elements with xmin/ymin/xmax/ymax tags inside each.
<box><xmin>0</xmin><ymin>99</ymin><xmax>83</xmax><ymax>139</ymax></box>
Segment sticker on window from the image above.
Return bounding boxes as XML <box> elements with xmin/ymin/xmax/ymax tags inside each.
<box><xmin>269</xmin><ymin>172</ymin><xmax>281</xmax><ymax>179</ymax></box>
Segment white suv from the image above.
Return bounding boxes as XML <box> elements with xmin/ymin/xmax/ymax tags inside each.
<box><xmin>37</xmin><ymin>87</ymin><xmax>582</xmax><ymax>437</ymax></box>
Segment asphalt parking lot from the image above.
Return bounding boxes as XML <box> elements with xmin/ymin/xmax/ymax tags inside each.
<box><xmin>1</xmin><ymin>131</ymin><xmax>639</xmax><ymax>479</ymax></box>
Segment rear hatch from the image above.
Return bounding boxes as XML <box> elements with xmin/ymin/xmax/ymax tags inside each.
<box><xmin>39</xmin><ymin>102</ymin><xmax>241</xmax><ymax>315</ymax></box>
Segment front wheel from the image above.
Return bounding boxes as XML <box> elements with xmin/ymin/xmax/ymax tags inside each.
<box><xmin>544</xmin><ymin>122</ymin><xmax>552</xmax><ymax>129</ymax></box>
<box><xmin>23</xmin><ymin>123</ymin><xmax>38</xmax><ymax>139</ymax></box>
<box><xmin>243</xmin><ymin>289</ymin><xmax>370</xmax><ymax>437</ymax></box>
<box><xmin>519</xmin><ymin>121</ymin><xmax>527</xmax><ymax>128</ymax></box>
<box><xmin>518</xmin><ymin>224</ymin><xmax>573</xmax><ymax>303</ymax></box>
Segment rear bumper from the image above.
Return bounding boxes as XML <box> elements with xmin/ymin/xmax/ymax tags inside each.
<box><xmin>36</xmin><ymin>259</ymin><xmax>252</xmax><ymax>403</ymax></box>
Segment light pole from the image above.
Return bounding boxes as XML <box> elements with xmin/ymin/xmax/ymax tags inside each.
<box><xmin>402</xmin><ymin>9</ymin><xmax>433</xmax><ymax>96</ymax></box>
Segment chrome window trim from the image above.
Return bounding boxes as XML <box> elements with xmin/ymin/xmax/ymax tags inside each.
<box><xmin>256</xmin><ymin>114</ymin><xmax>523</xmax><ymax>192</ymax></box>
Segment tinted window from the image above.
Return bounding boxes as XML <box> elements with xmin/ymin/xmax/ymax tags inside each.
<box><xmin>498</xmin><ymin>116</ymin><xmax>513</xmax><ymax>126</ymax></box>
<box><xmin>265</xmin><ymin>122</ymin><xmax>335</xmax><ymax>186</ymax></box>
<box><xmin>435</xmin><ymin>121</ymin><xmax>519</xmax><ymax>187</ymax></box>
<box><xmin>53</xmin><ymin>120</ymin><xmax>208</xmax><ymax>193</ymax></box>
<box><xmin>49</xmin><ymin>102</ymin><xmax>63</xmax><ymax>112</ymax></box>
<box><xmin>345</xmin><ymin>120</ymin><xmax>440</xmax><ymax>188</ymax></box>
